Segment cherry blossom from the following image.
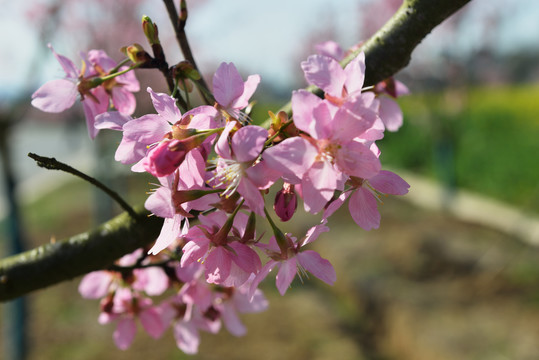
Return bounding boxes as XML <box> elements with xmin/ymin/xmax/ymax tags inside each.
<box><xmin>323</xmin><ymin>170</ymin><xmax>410</xmax><ymax>230</ymax></box>
<box><xmin>249</xmin><ymin>221</ymin><xmax>335</xmax><ymax>297</ymax></box>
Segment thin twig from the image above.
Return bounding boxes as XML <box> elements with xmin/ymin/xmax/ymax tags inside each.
<box><xmin>162</xmin><ymin>0</ymin><xmax>213</xmax><ymax>105</ymax></box>
<box><xmin>28</xmin><ymin>153</ymin><xmax>139</xmax><ymax>220</ymax></box>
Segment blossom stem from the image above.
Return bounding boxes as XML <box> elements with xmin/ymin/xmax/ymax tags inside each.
<box><xmin>213</xmin><ymin>199</ymin><xmax>244</xmax><ymax>246</ymax></box>
<box><xmin>99</xmin><ymin>63</ymin><xmax>141</xmax><ymax>82</ymax></box>
<box><xmin>162</xmin><ymin>0</ymin><xmax>213</xmax><ymax>105</ymax></box>
<box><xmin>109</xmin><ymin>57</ymin><xmax>132</xmax><ymax>74</ymax></box>
<box><xmin>263</xmin><ymin>207</ymin><xmax>289</xmax><ymax>255</ymax></box>
<box><xmin>180</xmin><ymin>78</ymin><xmax>191</xmax><ymax>109</ymax></box>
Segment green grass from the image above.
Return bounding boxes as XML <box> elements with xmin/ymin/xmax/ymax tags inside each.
<box><xmin>379</xmin><ymin>84</ymin><xmax>539</xmax><ymax>213</ymax></box>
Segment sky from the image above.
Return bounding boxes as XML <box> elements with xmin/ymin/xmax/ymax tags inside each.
<box><xmin>1</xmin><ymin>0</ymin><xmax>539</xmax><ymax>101</ymax></box>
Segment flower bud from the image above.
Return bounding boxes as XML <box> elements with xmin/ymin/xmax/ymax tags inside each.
<box><xmin>144</xmin><ymin>131</ymin><xmax>213</xmax><ymax>177</ymax></box>
<box><xmin>179</xmin><ymin>0</ymin><xmax>188</xmax><ymax>22</ymax></box>
<box><xmin>142</xmin><ymin>15</ymin><xmax>160</xmax><ymax>45</ymax></box>
<box><xmin>121</xmin><ymin>43</ymin><xmax>151</xmax><ymax>65</ymax></box>
<box><xmin>274</xmin><ymin>183</ymin><xmax>297</xmax><ymax>222</ymax></box>
<box><xmin>143</xmin><ymin>140</ymin><xmax>188</xmax><ymax>177</ymax></box>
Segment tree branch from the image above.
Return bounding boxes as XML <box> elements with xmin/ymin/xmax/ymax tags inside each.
<box><xmin>344</xmin><ymin>0</ymin><xmax>472</xmax><ymax>86</ymax></box>
<box><xmin>0</xmin><ymin>208</ymin><xmax>163</xmax><ymax>302</ymax></box>
<box><xmin>0</xmin><ymin>0</ymin><xmax>472</xmax><ymax>302</ymax></box>
<box><xmin>162</xmin><ymin>0</ymin><xmax>213</xmax><ymax>105</ymax></box>
<box><xmin>27</xmin><ymin>153</ymin><xmax>140</xmax><ymax>220</ymax></box>
<box><xmin>262</xmin><ymin>0</ymin><xmax>472</xmax><ymax>127</ymax></box>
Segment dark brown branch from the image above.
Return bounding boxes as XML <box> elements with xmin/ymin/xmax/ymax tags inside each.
<box><xmin>162</xmin><ymin>0</ymin><xmax>213</xmax><ymax>105</ymax></box>
<box><xmin>343</xmin><ymin>0</ymin><xmax>472</xmax><ymax>86</ymax></box>
<box><xmin>262</xmin><ymin>0</ymin><xmax>472</xmax><ymax>127</ymax></box>
<box><xmin>0</xmin><ymin>208</ymin><xmax>162</xmax><ymax>302</ymax></box>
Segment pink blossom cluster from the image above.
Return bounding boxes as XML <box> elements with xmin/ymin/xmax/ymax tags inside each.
<box><xmin>32</xmin><ymin>44</ymin><xmax>139</xmax><ymax>139</ymax></box>
<box><xmin>34</xmin><ymin>41</ymin><xmax>410</xmax><ymax>353</ymax></box>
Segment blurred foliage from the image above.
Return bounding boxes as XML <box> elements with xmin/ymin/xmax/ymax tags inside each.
<box><xmin>379</xmin><ymin>84</ymin><xmax>539</xmax><ymax>214</ymax></box>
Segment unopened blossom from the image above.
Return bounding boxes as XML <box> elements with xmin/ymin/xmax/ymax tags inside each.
<box><xmin>323</xmin><ymin>170</ymin><xmax>410</xmax><ymax>230</ymax></box>
<box><xmin>274</xmin><ymin>182</ymin><xmax>297</xmax><ymax>221</ymax></box>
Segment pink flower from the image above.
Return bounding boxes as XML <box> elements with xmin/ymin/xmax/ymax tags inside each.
<box><xmin>87</xmin><ymin>49</ymin><xmax>140</xmax><ymax>115</ymax></box>
<box><xmin>210</xmin><ymin>121</ymin><xmax>279</xmax><ymax>216</ymax></box>
<box><xmin>180</xmin><ymin>211</ymin><xmax>261</xmax><ymax>287</ymax></box>
<box><xmin>146</xmin><ymin>167</ymin><xmax>218</xmax><ymax>255</ymax></box>
<box><xmin>214</xmin><ymin>278</ymin><xmax>268</xmax><ymax>336</ymax></box>
<box><xmin>213</xmin><ymin>62</ymin><xmax>260</xmax><ymax>121</ymax></box>
<box><xmin>249</xmin><ymin>221</ymin><xmax>336</xmax><ymax>297</ymax></box>
<box><xmin>312</xmin><ymin>41</ymin><xmax>409</xmax><ymax>132</ymax></box>
<box><xmin>323</xmin><ymin>170</ymin><xmax>410</xmax><ymax>230</ymax></box>
<box><xmin>31</xmin><ymin>45</ymin><xmax>139</xmax><ymax>139</ymax></box>
<box><xmin>264</xmin><ymin>92</ymin><xmax>380</xmax><ymax>213</ymax></box>
<box><xmin>373</xmin><ymin>78</ymin><xmax>410</xmax><ymax>132</ymax></box>
<box><xmin>98</xmin><ymin>288</ymin><xmax>166</xmax><ymax>350</ymax></box>
<box><xmin>314</xmin><ymin>40</ymin><xmax>345</xmax><ymax>61</ymax></box>
<box><xmin>301</xmin><ymin>52</ymin><xmax>367</xmax><ymax>106</ymax></box>
<box><xmin>159</xmin><ymin>296</ymin><xmax>220</xmax><ymax>354</ymax></box>
<box><xmin>78</xmin><ymin>249</ymin><xmax>169</xmax><ymax>299</ymax></box>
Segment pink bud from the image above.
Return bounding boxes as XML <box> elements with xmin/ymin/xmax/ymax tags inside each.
<box><xmin>273</xmin><ymin>183</ymin><xmax>297</xmax><ymax>222</ymax></box>
<box><xmin>143</xmin><ymin>139</ymin><xmax>188</xmax><ymax>177</ymax></box>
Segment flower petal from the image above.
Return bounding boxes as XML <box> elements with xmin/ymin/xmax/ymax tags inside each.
<box><xmin>368</xmin><ymin>170</ymin><xmax>410</xmax><ymax>195</ymax></box>
<box><xmin>378</xmin><ymin>96</ymin><xmax>403</xmax><ymax>132</ymax></box>
<box><xmin>336</xmin><ymin>140</ymin><xmax>381</xmax><ymax>179</ymax></box>
<box><xmin>229</xmin><ymin>74</ymin><xmax>260</xmax><ymax>110</ymax></box>
<box><xmin>231</xmin><ymin>125</ymin><xmax>267</xmax><ymax>163</ymax></box>
<box><xmin>94</xmin><ymin>111</ymin><xmax>131</xmax><ymax>130</ymax></box>
<box><xmin>213</xmin><ymin>62</ymin><xmax>244</xmax><ymax>109</ymax></box>
<box><xmin>112</xmin><ymin>87</ymin><xmax>136</xmax><ymax>115</ymax></box>
<box><xmin>78</xmin><ymin>271</ymin><xmax>111</xmax><ymax>299</ymax></box>
<box><xmin>275</xmin><ymin>259</ymin><xmax>297</xmax><ymax>295</ymax></box>
<box><xmin>31</xmin><ymin>79</ymin><xmax>78</xmax><ymax>113</ymax></box>
<box><xmin>113</xmin><ymin>317</ymin><xmax>137</xmax><ymax>350</ymax></box>
<box><xmin>297</xmin><ymin>250</ymin><xmax>336</xmax><ymax>285</ymax></box>
<box><xmin>205</xmin><ymin>247</ymin><xmax>231</xmax><ymax>285</ymax></box>
<box><xmin>262</xmin><ymin>137</ymin><xmax>317</xmax><ymax>184</ymax></box>
<box><xmin>290</xmin><ymin>90</ymin><xmax>323</xmax><ymax>135</ymax></box>
<box><xmin>147</xmin><ymin>87</ymin><xmax>182</xmax><ymax>122</ymax></box>
<box><xmin>301</xmin><ymin>55</ymin><xmax>345</xmax><ymax>96</ymax></box>
<box><xmin>343</xmin><ymin>52</ymin><xmax>366</xmax><ymax>96</ymax></box>
<box><xmin>173</xmin><ymin>321</ymin><xmax>200</xmax><ymax>354</ymax></box>
<box><xmin>349</xmin><ymin>187</ymin><xmax>380</xmax><ymax>230</ymax></box>
<box><xmin>140</xmin><ymin>307</ymin><xmax>165</xmax><ymax>339</ymax></box>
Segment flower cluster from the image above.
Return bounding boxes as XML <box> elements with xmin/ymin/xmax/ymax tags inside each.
<box><xmin>34</xmin><ymin>38</ymin><xmax>409</xmax><ymax>353</ymax></box>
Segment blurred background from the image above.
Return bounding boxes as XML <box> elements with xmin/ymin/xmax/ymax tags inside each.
<box><xmin>1</xmin><ymin>0</ymin><xmax>538</xmax><ymax>359</ymax></box>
